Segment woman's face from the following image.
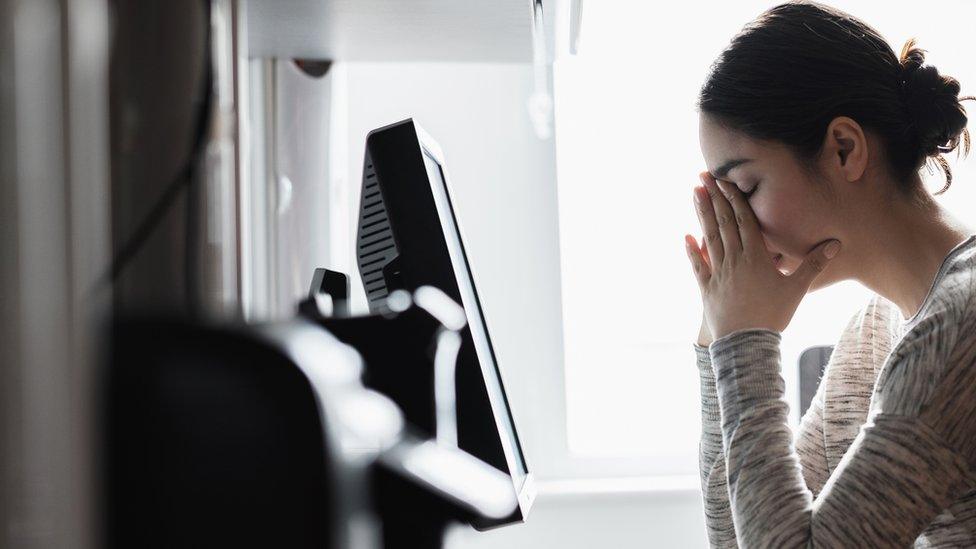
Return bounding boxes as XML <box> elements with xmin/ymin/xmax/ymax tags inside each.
<box><xmin>698</xmin><ymin>114</ymin><xmax>844</xmax><ymax>287</ymax></box>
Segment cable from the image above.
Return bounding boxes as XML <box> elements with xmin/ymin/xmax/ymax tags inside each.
<box><xmin>104</xmin><ymin>1</ymin><xmax>213</xmax><ymax>296</ymax></box>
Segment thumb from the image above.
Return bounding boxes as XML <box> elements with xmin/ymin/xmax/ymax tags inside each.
<box><xmin>789</xmin><ymin>239</ymin><xmax>841</xmax><ymax>290</ymax></box>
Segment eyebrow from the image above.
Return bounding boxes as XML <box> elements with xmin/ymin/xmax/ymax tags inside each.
<box><xmin>710</xmin><ymin>158</ymin><xmax>752</xmax><ymax>179</ymax></box>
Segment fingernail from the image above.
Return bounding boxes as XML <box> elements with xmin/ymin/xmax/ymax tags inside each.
<box><xmin>694</xmin><ymin>187</ymin><xmax>703</xmax><ymax>203</ymax></box>
<box><xmin>699</xmin><ymin>172</ymin><xmax>711</xmax><ymax>186</ymax></box>
<box><xmin>824</xmin><ymin>240</ymin><xmax>841</xmax><ymax>259</ymax></box>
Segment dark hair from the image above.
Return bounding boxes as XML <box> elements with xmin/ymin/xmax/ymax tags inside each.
<box><xmin>698</xmin><ymin>1</ymin><xmax>972</xmax><ymax>194</ymax></box>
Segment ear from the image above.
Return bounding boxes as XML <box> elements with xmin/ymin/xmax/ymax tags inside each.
<box><xmin>821</xmin><ymin>116</ymin><xmax>868</xmax><ymax>182</ymax></box>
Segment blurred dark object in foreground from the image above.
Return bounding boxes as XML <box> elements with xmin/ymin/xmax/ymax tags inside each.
<box><xmin>105</xmin><ymin>318</ymin><xmax>342</xmax><ymax>549</ymax></box>
<box><xmin>105</xmin><ymin>314</ymin><xmax>516</xmax><ymax>549</ymax></box>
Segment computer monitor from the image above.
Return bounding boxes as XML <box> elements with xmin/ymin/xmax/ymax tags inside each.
<box><xmin>356</xmin><ymin>119</ymin><xmax>534</xmax><ymax>528</ymax></box>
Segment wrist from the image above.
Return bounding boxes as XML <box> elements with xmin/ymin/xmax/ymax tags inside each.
<box><xmin>711</xmin><ymin>325</ymin><xmax>779</xmax><ymax>343</ymax></box>
<box><xmin>709</xmin><ymin>330</ymin><xmax>784</xmax><ymax>403</ymax></box>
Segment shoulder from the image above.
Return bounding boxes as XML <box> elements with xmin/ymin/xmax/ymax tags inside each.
<box><xmin>887</xmin><ymin>249</ymin><xmax>976</xmax><ymax>464</ymax></box>
<box><xmin>847</xmin><ymin>294</ymin><xmax>902</xmax><ymax>340</ymax></box>
<box><xmin>832</xmin><ymin>294</ymin><xmax>902</xmax><ymax>360</ymax></box>
<box><xmin>875</xmin><ymin>250</ymin><xmax>976</xmax><ymax>415</ymax></box>
<box><xmin>934</xmin><ymin>242</ymin><xmax>976</xmax><ymax>319</ymax></box>
<box><xmin>898</xmin><ymin>249</ymin><xmax>976</xmax><ymax>357</ymax></box>
<box><xmin>814</xmin><ymin>294</ymin><xmax>901</xmax><ymax>395</ymax></box>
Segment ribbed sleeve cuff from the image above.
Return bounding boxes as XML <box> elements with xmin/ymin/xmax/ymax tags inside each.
<box><xmin>695</xmin><ymin>343</ymin><xmax>722</xmax><ymax>422</ymax></box>
<box><xmin>709</xmin><ymin>329</ymin><xmax>784</xmax><ymax>408</ymax></box>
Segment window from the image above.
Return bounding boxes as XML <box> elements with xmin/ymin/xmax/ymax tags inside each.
<box><xmin>554</xmin><ymin>0</ymin><xmax>976</xmax><ymax>477</ymax></box>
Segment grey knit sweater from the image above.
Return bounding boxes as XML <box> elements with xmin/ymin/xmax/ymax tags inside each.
<box><xmin>696</xmin><ymin>234</ymin><xmax>976</xmax><ymax>547</ymax></box>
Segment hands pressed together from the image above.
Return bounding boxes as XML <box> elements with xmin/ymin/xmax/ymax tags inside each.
<box><xmin>685</xmin><ymin>172</ymin><xmax>841</xmax><ymax>346</ymax></box>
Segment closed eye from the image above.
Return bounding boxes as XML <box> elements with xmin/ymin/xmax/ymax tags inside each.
<box><xmin>742</xmin><ymin>183</ymin><xmax>759</xmax><ymax>199</ymax></box>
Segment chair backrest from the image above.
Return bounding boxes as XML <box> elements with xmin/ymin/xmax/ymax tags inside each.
<box><xmin>797</xmin><ymin>345</ymin><xmax>834</xmax><ymax>418</ymax></box>
<box><xmin>105</xmin><ymin>319</ymin><xmax>338</xmax><ymax>549</ymax></box>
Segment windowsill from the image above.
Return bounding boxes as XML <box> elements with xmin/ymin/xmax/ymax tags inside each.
<box><xmin>536</xmin><ymin>475</ymin><xmax>700</xmax><ymax>500</ymax></box>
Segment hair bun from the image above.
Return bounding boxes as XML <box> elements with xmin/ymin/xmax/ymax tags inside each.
<box><xmin>899</xmin><ymin>39</ymin><xmax>970</xmax><ymax>160</ymax></box>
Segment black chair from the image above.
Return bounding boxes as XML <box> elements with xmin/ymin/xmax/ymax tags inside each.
<box><xmin>105</xmin><ymin>318</ymin><xmax>341</xmax><ymax>549</ymax></box>
<box><xmin>798</xmin><ymin>345</ymin><xmax>834</xmax><ymax>417</ymax></box>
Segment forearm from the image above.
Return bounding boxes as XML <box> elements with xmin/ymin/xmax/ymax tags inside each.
<box><xmin>711</xmin><ymin>330</ymin><xmax>974</xmax><ymax>546</ymax></box>
<box><xmin>709</xmin><ymin>329</ymin><xmax>812</xmax><ymax>546</ymax></box>
<box><xmin>697</xmin><ymin>344</ymin><xmax>723</xmax><ymax>471</ymax></box>
<box><xmin>696</xmin><ymin>343</ymin><xmax>739</xmax><ymax>548</ymax></box>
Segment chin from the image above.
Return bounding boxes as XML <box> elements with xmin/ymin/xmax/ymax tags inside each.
<box><xmin>772</xmin><ymin>252</ymin><xmax>794</xmax><ymax>275</ymax></box>
<box><xmin>769</xmin><ymin>241</ymin><xmax>833</xmax><ymax>282</ymax></box>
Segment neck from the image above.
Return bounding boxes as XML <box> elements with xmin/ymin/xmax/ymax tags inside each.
<box><xmin>850</xmin><ymin>186</ymin><xmax>972</xmax><ymax>322</ymax></box>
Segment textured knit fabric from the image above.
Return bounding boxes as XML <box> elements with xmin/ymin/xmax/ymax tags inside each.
<box><xmin>696</xmin><ymin>234</ymin><xmax>976</xmax><ymax>548</ymax></box>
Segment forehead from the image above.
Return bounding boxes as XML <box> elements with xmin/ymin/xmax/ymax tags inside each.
<box><xmin>698</xmin><ymin>115</ymin><xmax>768</xmax><ymax>174</ymax></box>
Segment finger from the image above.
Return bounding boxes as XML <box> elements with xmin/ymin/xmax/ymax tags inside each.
<box><xmin>685</xmin><ymin>234</ymin><xmax>711</xmax><ymax>285</ymax></box>
<box><xmin>701</xmin><ymin>173</ymin><xmax>741</xmax><ymax>255</ymax></box>
<box><xmin>788</xmin><ymin>239</ymin><xmax>840</xmax><ymax>292</ymax></box>
<box><xmin>694</xmin><ymin>183</ymin><xmax>725</xmax><ymax>267</ymax></box>
<box><xmin>714</xmin><ymin>178</ymin><xmax>762</xmax><ymax>253</ymax></box>
<box><xmin>699</xmin><ymin>235</ymin><xmax>711</xmax><ymax>267</ymax></box>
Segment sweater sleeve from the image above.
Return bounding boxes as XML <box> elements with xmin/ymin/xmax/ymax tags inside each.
<box><xmin>709</xmin><ymin>308</ymin><xmax>976</xmax><ymax>547</ymax></box>
<box><xmin>795</xmin><ymin>370</ymin><xmax>830</xmax><ymax>498</ymax></box>
<box><xmin>698</xmin><ymin>337</ymin><xmax>833</xmax><ymax>548</ymax></box>
<box><xmin>696</xmin><ymin>343</ymin><xmax>738</xmax><ymax>548</ymax></box>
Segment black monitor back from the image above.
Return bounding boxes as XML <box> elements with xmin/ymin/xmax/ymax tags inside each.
<box><xmin>353</xmin><ymin>119</ymin><xmax>533</xmax><ymax>528</ymax></box>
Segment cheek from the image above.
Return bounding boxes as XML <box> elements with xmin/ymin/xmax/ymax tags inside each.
<box><xmin>750</xmin><ymin>194</ymin><xmax>816</xmax><ymax>254</ymax></box>
<box><xmin>751</xmin><ymin>197</ymin><xmax>796</xmax><ymax>235</ymax></box>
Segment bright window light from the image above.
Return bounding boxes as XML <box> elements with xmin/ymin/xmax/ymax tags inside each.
<box><xmin>554</xmin><ymin>0</ymin><xmax>976</xmax><ymax>474</ymax></box>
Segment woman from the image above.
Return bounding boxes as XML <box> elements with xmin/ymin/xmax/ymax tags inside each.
<box><xmin>685</xmin><ymin>2</ymin><xmax>976</xmax><ymax>547</ymax></box>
